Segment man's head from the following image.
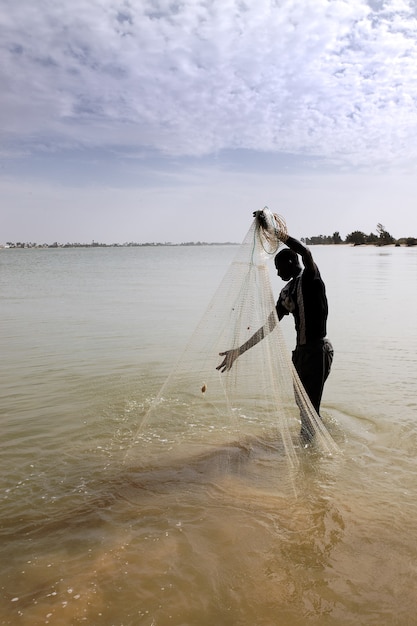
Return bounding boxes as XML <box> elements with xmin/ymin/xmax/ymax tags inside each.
<box><xmin>274</xmin><ymin>249</ymin><xmax>301</xmax><ymax>281</ymax></box>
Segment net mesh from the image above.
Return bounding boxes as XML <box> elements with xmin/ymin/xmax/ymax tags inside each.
<box><xmin>126</xmin><ymin>208</ymin><xmax>338</xmax><ymax>488</ymax></box>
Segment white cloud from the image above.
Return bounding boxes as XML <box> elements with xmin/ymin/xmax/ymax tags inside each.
<box><xmin>1</xmin><ymin>0</ymin><xmax>417</xmax><ymax>166</ymax></box>
<box><xmin>2</xmin><ymin>0</ymin><xmax>417</xmax><ymax>245</ymax></box>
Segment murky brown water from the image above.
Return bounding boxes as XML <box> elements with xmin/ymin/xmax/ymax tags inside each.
<box><xmin>1</xmin><ymin>244</ymin><xmax>417</xmax><ymax>625</ymax></box>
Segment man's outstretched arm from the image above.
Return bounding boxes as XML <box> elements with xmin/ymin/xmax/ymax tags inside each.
<box><xmin>216</xmin><ymin>310</ymin><xmax>276</xmax><ymax>373</ymax></box>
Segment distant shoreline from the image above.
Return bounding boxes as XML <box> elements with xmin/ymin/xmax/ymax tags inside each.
<box><xmin>2</xmin><ymin>240</ymin><xmax>416</xmax><ymax>249</ymax></box>
<box><xmin>1</xmin><ymin>241</ymin><xmax>240</xmax><ymax>249</ymax></box>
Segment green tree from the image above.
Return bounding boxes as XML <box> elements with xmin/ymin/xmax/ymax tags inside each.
<box><xmin>365</xmin><ymin>232</ymin><xmax>379</xmax><ymax>244</ymax></box>
<box><xmin>345</xmin><ymin>231</ymin><xmax>367</xmax><ymax>245</ymax></box>
<box><xmin>376</xmin><ymin>223</ymin><xmax>395</xmax><ymax>245</ymax></box>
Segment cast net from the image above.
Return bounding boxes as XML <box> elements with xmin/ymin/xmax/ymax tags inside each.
<box><xmin>125</xmin><ymin>208</ymin><xmax>338</xmax><ymax>490</ymax></box>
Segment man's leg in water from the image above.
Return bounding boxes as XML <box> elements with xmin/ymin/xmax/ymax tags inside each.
<box><xmin>292</xmin><ymin>340</ymin><xmax>334</xmax><ymax>441</ymax></box>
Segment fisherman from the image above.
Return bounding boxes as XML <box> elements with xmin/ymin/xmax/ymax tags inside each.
<box><xmin>217</xmin><ymin>211</ymin><xmax>333</xmax><ymax>442</ymax></box>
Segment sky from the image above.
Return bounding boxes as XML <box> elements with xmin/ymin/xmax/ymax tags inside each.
<box><xmin>2</xmin><ymin>0</ymin><xmax>417</xmax><ymax>244</ymax></box>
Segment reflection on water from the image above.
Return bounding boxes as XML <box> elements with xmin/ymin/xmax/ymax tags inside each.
<box><xmin>1</xmin><ymin>427</ymin><xmax>346</xmax><ymax>625</ymax></box>
<box><xmin>2</xmin><ymin>245</ymin><xmax>417</xmax><ymax>624</ymax></box>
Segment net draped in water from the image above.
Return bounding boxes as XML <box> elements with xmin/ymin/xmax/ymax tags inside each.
<box><xmin>126</xmin><ymin>209</ymin><xmax>338</xmax><ymax>478</ymax></box>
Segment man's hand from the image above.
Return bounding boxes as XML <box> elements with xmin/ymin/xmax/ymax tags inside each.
<box><xmin>253</xmin><ymin>210</ymin><xmax>288</xmax><ymax>243</ymax></box>
<box><xmin>252</xmin><ymin>210</ymin><xmax>268</xmax><ymax>230</ymax></box>
<box><xmin>216</xmin><ymin>349</ymin><xmax>240</xmax><ymax>373</ymax></box>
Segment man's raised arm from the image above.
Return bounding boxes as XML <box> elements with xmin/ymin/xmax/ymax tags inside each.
<box><xmin>284</xmin><ymin>235</ymin><xmax>316</xmax><ymax>272</ymax></box>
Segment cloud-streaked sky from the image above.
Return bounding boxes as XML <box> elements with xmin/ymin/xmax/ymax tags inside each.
<box><xmin>2</xmin><ymin>0</ymin><xmax>417</xmax><ymax>244</ymax></box>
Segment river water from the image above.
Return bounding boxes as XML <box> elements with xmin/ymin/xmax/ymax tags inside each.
<box><xmin>1</xmin><ymin>244</ymin><xmax>417</xmax><ymax>625</ymax></box>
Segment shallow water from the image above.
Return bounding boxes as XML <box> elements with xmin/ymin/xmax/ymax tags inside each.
<box><xmin>1</xmin><ymin>244</ymin><xmax>417</xmax><ymax>625</ymax></box>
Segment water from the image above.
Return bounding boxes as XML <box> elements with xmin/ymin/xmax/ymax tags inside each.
<box><xmin>1</xmin><ymin>244</ymin><xmax>417</xmax><ymax>625</ymax></box>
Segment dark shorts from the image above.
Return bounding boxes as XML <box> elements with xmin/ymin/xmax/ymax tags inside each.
<box><xmin>292</xmin><ymin>338</ymin><xmax>334</xmax><ymax>414</ymax></box>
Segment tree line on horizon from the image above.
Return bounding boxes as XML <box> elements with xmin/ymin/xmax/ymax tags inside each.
<box><xmin>302</xmin><ymin>223</ymin><xmax>417</xmax><ymax>247</ymax></box>
<box><xmin>4</xmin><ymin>224</ymin><xmax>417</xmax><ymax>249</ymax></box>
